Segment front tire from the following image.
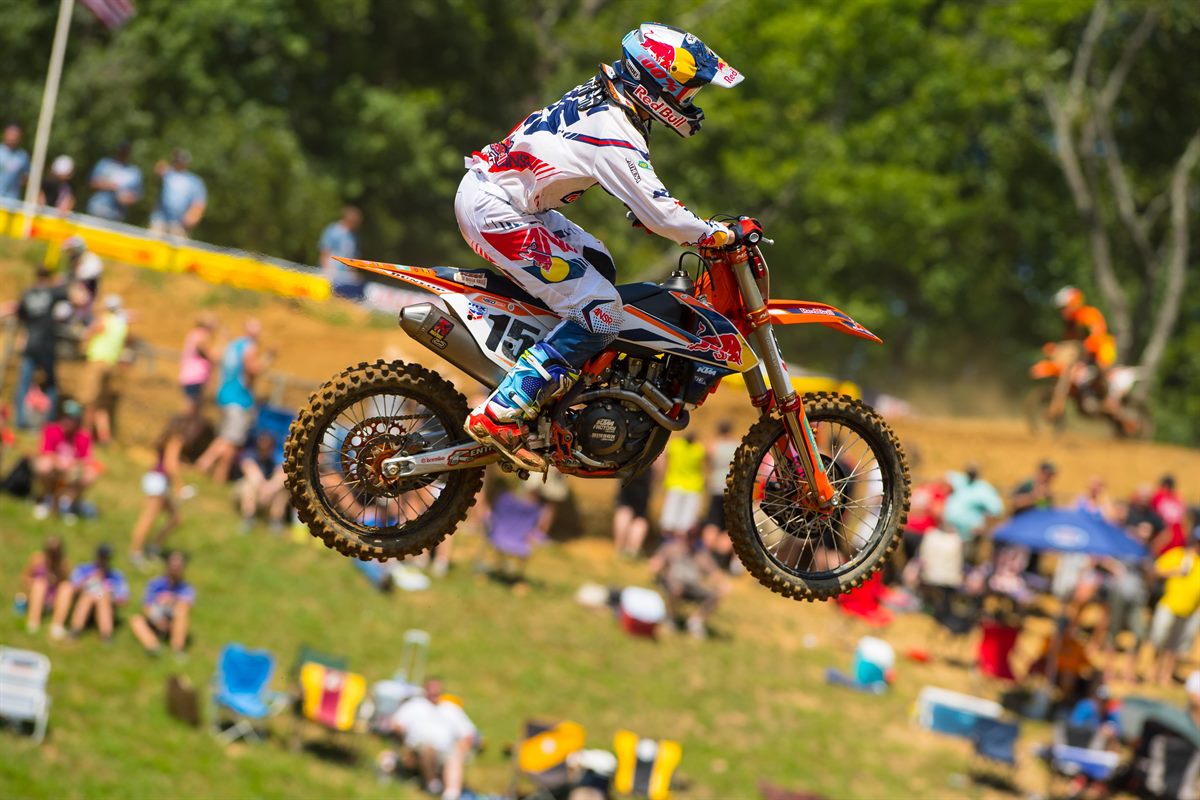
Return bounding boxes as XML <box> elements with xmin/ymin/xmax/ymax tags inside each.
<box><xmin>725</xmin><ymin>393</ymin><xmax>910</xmax><ymax>601</ymax></box>
<box><xmin>283</xmin><ymin>359</ymin><xmax>484</xmax><ymax>560</ymax></box>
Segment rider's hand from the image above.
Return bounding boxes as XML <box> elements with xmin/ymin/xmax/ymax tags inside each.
<box><xmin>722</xmin><ymin>216</ymin><xmax>765</xmax><ymax>248</ymax></box>
<box><xmin>625</xmin><ymin>210</ymin><xmax>653</xmax><ymax>235</ymax></box>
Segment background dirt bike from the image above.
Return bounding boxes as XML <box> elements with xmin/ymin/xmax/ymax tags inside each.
<box><xmin>1025</xmin><ymin>340</ymin><xmax>1153</xmax><ymax>439</ymax></box>
<box><xmin>284</xmin><ymin>223</ymin><xmax>911</xmax><ymax>601</ymax></box>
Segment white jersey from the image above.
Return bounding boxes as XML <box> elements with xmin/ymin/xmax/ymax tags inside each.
<box><xmin>467</xmin><ymin>78</ymin><xmax>726</xmax><ymax>247</ymax></box>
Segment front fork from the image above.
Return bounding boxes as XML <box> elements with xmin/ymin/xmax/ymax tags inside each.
<box><xmin>732</xmin><ymin>250</ymin><xmax>837</xmax><ymax>509</ymax></box>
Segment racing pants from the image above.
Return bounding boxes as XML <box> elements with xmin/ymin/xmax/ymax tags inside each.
<box><xmin>454</xmin><ymin>169</ymin><xmax>624</xmax><ymax>369</ymax></box>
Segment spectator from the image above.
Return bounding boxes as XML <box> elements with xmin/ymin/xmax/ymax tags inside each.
<box><xmin>318</xmin><ymin>205</ymin><xmax>364</xmax><ymax>300</ymax></box>
<box><xmin>613</xmin><ymin>468</ymin><xmax>652</xmax><ymax>559</ymax></box>
<box><xmin>651</xmin><ymin>534</ymin><xmax>727</xmax><ymax>639</ymax></box>
<box><xmin>237</xmin><ymin>431</ymin><xmax>289</xmax><ymax>533</ymax></box>
<box><xmin>129</xmin><ymin>551</ymin><xmax>195</xmax><ymax>657</ymax></box>
<box><xmin>18</xmin><ymin>537</ymin><xmax>70</xmax><ymax>634</ymax></box>
<box><xmin>38</xmin><ymin>155</ymin><xmax>75</xmax><ymax>213</ymax></box>
<box><xmin>1074</xmin><ymin>475</ymin><xmax>1118</xmax><ymax>522</ymax></box>
<box><xmin>1149</xmin><ymin>527</ymin><xmax>1200</xmax><ymax>686</ymax></box>
<box><xmin>1187</xmin><ymin>670</ymin><xmax>1200</xmax><ymax>727</ymax></box>
<box><xmin>699</xmin><ymin>421</ymin><xmax>740</xmax><ymax>569</ymax></box>
<box><xmin>32</xmin><ymin>399</ymin><xmax>96</xmax><ymax>523</ymax></box>
<box><xmin>909</xmin><ymin>516</ymin><xmax>968</xmax><ymax>635</ymax></box>
<box><xmin>1150</xmin><ymin>474</ymin><xmax>1187</xmax><ymax>555</ymax></box>
<box><xmin>178</xmin><ymin>314</ymin><xmax>216</xmax><ymax>411</ymax></box>
<box><xmin>86</xmin><ymin>141</ymin><xmax>143</xmax><ymax>222</ymax></box>
<box><xmin>942</xmin><ymin>464</ymin><xmax>1003</xmax><ymax>558</ymax></box>
<box><xmin>1012</xmin><ymin>460</ymin><xmax>1057</xmax><ymax>515</ymax></box>
<box><xmin>60</xmin><ymin>236</ymin><xmax>104</xmax><ymax>325</ymax></box>
<box><xmin>150</xmin><ymin>148</ymin><xmax>206</xmax><ymax>237</ymax></box>
<box><xmin>482</xmin><ymin>477</ymin><xmax>550</xmax><ymax>585</ymax></box>
<box><xmin>1068</xmin><ymin>679</ymin><xmax>1120</xmax><ymax>749</ymax></box>
<box><xmin>384</xmin><ymin>678</ymin><xmax>478</xmax><ymax>800</ymax></box>
<box><xmin>0</xmin><ymin>266</ymin><xmax>83</xmax><ymax>428</ymax></box>
<box><xmin>50</xmin><ymin>544</ymin><xmax>129</xmax><ymax>642</ymax></box>
<box><xmin>129</xmin><ymin>413</ymin><xmax>204</xmax><ymax>568</ymax></box>
<box><xmin>80</xmin><ymin>294</ymin><xmax>129</xmax><ymax>445</ymax></box>
<box><xmin>196</xmin><ymin>319</ymin><xmax>265</xmax><ymax>483</ymax></box>
<box><xmin>1097</xmin><ymin>557</ymin><xmax>1150</xmax><ymax>683</ymax></box>
<box><xmin>658</xmin><ymin>432</ymin><xmax>707</xmax><ymax>540</ymax></box>
<box><xmin>901</xmin><ymin>477</ymin><xmax>951</xmax><ymax>564</ymax></box>
<box><xmin>0</xmin><ymin>124</ymin><xmax>29</xmax><ymax>200</ymax></box>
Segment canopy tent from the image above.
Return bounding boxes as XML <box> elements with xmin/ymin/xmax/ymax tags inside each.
<box><xmin>992</xmin><ymin>509</ymin><xmax>1146</xmax><ymax>559</ymax></box>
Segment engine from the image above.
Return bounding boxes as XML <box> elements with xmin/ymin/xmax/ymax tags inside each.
<box><xmin>573</xmin><ymin>399</ymin><xmax>657</xmax><ymax>464</ymax></box>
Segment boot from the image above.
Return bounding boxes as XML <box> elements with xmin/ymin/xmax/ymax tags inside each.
<box><xmin>466</xmin><ymin>342</ymin><xmax>578</xmax><ymax>471</ymax></box>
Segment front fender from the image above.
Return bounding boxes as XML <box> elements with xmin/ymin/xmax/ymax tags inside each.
<box><xmin>766</xmin><ymin>300</ymin><xmax>882</xmax><ymax>344</ymax></box>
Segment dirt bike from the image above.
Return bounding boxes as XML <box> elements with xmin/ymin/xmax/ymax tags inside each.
<box><xmin>1025</xmin><ymin>340</ymin><xmax>1152</xmax><ymax>438</ymax></box>
<box><xmin>283</xmin><ymin>221</ymin><xmax>911</xmax><ymax>600</ymax></box>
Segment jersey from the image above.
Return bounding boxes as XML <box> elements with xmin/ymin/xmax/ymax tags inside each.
<box><xmin>468</xmin><ymin>78</ymin><xmax>727</xmax><ymax>247</ymax></box>
<box><xmin>1064</xmin><ymin>305</ymin><xmax>1116</xmax><ymax>367</ymax></box>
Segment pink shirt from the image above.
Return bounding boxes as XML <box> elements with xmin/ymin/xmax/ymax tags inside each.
<box><xmin>178</xmin><ymin>328</ymin><xmax>212</xmax><ymax>387</ymax></box>
<box><xmin>40</xmin><ymin>423</ymin><xmax>91</xmax><ymax>461</ymax></box>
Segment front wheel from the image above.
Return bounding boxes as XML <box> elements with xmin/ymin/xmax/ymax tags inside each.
<box><xmin>283</xmin><ymin>359</ymin><xmax>484</xmax><ymax>560</ymax></box>
<box><xmin>725</xmin><ymin>392</ymin><xmax>910</xmax><ymax>601</ymax></box>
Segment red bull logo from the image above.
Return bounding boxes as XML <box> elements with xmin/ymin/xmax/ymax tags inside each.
<box><xmin>643</xmin><ymin>37</ymin><xmax>677</xmax><ymax>71</ymax></box>
<box><xmin>687</xmin><ymin>332</ymin><xmax>744</xmax><ymax>367</ymax></box>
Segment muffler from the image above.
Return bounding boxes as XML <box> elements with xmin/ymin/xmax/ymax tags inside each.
<box><xmin>399</xmin><ymin>303</ymin><xmax>505</xmax><ymax>388</ymax></box>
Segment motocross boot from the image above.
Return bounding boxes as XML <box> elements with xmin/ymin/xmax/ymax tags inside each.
<box><xmin>466</xmin><ymin>342</ymin><xmax>579</xmax><ymax>471</ymax></box>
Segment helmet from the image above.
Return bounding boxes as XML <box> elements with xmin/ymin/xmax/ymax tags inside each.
<box><xmin>62</xmin><ymin>235</ymin><xmax>87</xmax><ymax>254</ymax></box>
<box><xmin>610</xmin><ymin>23</ymin><xmax>743</xmax><ymax>138</ymax></box>
<box><xmin>1054</xmin><ymin>286</ymin><xmax>1084</xmax><ymax>311</ymax></box>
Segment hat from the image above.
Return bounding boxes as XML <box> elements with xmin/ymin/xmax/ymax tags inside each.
<box><xmin>61</xmin><ymin>399</ymin><xmax>83</xmax><ymax>419</ymax></box>
<box><xmin>104</xmin><ymin>294</ymin><xmax>123</xmax><ymax>312</ymax></box>
<box><xmin>1039</xmin><ymin>460</ymin><xmax>1057</xmax><ymax>474</ymax></box>
<box><xmin>50</xmin><ymin>155</ymin><xmax>74</xmax><ymax>177</ymax></box>
<box><xmin>96</xmin><ymin>543</ymin><xmax>113</xmax><ymax>560</ymax></box>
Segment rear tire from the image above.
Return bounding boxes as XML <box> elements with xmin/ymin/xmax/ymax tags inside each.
<box><xmin>725</xmin><ymin>393</ymin><xmax>910</xmax><ymax>601</ymax></box>
<box><xmin>283</xmin><ymin>359</ymin><xmax>484</xmax><ymax>560</ymax></box>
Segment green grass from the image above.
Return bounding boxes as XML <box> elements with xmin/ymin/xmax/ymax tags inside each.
<box><xmin>0</xmin><ymin>442</ymin><xmax>982</xmax><ymax>800</ymax></box>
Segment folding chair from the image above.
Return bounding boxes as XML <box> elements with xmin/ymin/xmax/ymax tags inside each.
<box><xmin>509</xmin><ymin>719</ymin><xmax>587</xmax><ymax>799</ymax></box>
<box><xmin>969</xmin><ymin>718</ymin><xmax>1020</xmax><ymax>791</ymax></box>
<box><xmin>297</xmin><ymin>662</ymin><xmax>367</xmax><ymax>733</ymax></box>
<box><xmin>1117</xmin><ymin>720</ymin><xmax>1200</xmax><ymax>800</ymax></box>
<box><xmin>613</xmin><ymin>729</ymin><xmax>683</xmax><ymax>800</ymax></box>
<box><xmin>394</xmin><ymin>629</ymin><xmax>430</xmax><ymax>685</ymax></box>
<box><xmin>0</xmin><ymin>647</ymin><xmax>51</xmax><ymax>744</ymax></box>
<box><xmin>210</xmin><ymin>643</ymin><xmax>287</xmax><ymax>745</ymax></box>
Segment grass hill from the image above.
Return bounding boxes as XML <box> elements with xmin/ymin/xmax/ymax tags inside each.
<box><xmin>1</xmin><ymin>242</ymin><xmax>1198</xmax><ymax>798</ymax></box>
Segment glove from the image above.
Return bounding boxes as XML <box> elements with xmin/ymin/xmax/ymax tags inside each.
<box><xmin>625</xmin><ymin>210</ymin><xmax>653</xmax><ymax>236</ymax></box>
<box><xmin>725</xmin><ymin>216</ymin><xmax>765</xmax><ymax>247</ymax></box>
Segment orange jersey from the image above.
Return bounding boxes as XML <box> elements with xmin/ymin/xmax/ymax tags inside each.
<box><xmin>1065</xmin><ymin>305</ymin><xmax>1116</xmax><ymax>367</ymax></box>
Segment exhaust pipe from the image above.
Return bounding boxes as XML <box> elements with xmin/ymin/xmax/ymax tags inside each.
<box><xmin>399</xmin><ymin>303</ymin><xmax>506</xmax><ymax>389</ymax></box>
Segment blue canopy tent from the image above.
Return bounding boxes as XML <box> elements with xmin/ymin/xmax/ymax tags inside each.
<box><xmin>992</xmin><ymin>509</ymin><xmax>1146</xmax><ymax>559</ymax></box>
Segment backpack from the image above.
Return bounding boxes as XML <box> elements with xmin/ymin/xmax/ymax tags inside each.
<box><xmin>1</xmin><ymin>456</ymin><xmax>33</xmax><ymax>498</ymax></box>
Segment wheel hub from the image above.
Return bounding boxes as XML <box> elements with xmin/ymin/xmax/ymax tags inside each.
<box><xmin>341</xmin><ymin>417</ymin><xmax>428</xmax><ymax>496</ymax></box>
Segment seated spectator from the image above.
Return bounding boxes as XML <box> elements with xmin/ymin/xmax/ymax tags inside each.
<box><xmin>910</xmin><ymin>521</ymin><xmax>966</xmax><ymax>628</ymax></box>
<box><xmin>32</xmin><ymin>399</ymin><xmax>97</xmax><ymax>523</ymax></box>
<box><xmin>650</xmin><ymin>534</ymin><xmax>727</xmax><ymax>639</ymax></box>
<box><xmin>49</xmin><ymin>543</ymin><xmax>129</xmax><ymax>642</ymax></box>
<box><xmin>483</xmin><ymin>478</ymin><xmax>550</xmax><ymax>585</ymax></box>
<box><xmin>1075</xmin><ymin>475</ymin><xmax>1118</xmax><ymax>522</ymax></box>
<box><xmin>129</xmin><ymin>412</ymin><xmax>205</xmax><ymax>569</ymax></box>
<box><xmin>237</xmin><ymin>431</ymin><xmax>288</xmax><ymax>533</ymax></box>
<box><xmin>18</xmin><ymin>537</ymin><xmax>70</xmax><ymax>634</ymax></box>
<box><xmin>1149</xmin><ymin>527</ymin><xmax>1200</xmax><ymax>685</ymax></box>
<box><xmin>942</xmin><ymin>464</ymin><xmax>1003</xmax><ymax>561</ymax></box>
<box><xmin>129</xmin><ymin>551</ymin><xmax>195</xmax><ymax>657</ymax></box>
<box><xmin>1068</xmin><ymin>679</ymin><xmax>1120</xmax><ymax>748</ymax></box>
<box><xmin>383</xmin><ymin>678</ymin><xmax>478</xmax><ymax>800</ymax></box>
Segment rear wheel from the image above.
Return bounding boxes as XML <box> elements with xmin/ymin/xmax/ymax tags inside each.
<box><xmin>283</xmin><ymin>360</ymin><xmax>484</xmax><ymax>560</ymax></box>
<box><xmin>725</xmin><ymin>393</ymin><xmax>910</xmax><ymax>601</ymax></box>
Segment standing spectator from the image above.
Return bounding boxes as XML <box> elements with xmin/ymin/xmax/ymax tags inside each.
<box><xmin>613</xmin><ymin>469</ymin><xmax>653</xmax><ymax>559</ymax></box>
<box><xmin>1075</xmin><ymin>476</ymin><xmax>1118</xmax><ymax>522</ymax></box>
<box><xmin>129</xmin><ymin>413</ymin><xmax>204</xmax><ymax>569</ymax></box>
<box><xmin>18</xmin><ymin>537</ymin><xmax>70</xmax><ymax>634</ymax></box>
<box><xmin>86</xmin><ymin>141</ymin><xmax>143</xmax><ymax>221</ymax></box>
<box><xmin>1012</xmin><ymin>460</ymin><xmax>1057</xmax><ymax>515</ymax></box>
<box><xmin>942</xmin><ymin>464</ymin><xmax>1003</xmax><ymax>560</ymax></box>
<box><xmin>482</xmin><ymin>477</ymin><xmax>550</xmax><ymax>585</ymax></box>
<box><xmin>1150</xmin><ymin>474</ymin><xmax>1187</xmax><ymax>555</ymax></box>
<box><xmin>129</xmin><ymin>551</ymin><xmax>195</xmax><ymax>657</ymax></box>
<box><xmin>1149</xmin><ymin>527</ymin><xmax>1200</xmax><ymax>685</ymax></box>
<box><xmin>658</xmin><ymin>432</ymin><xmax>707</xmax><ymax>541</ymax></box>
<box><xmin>52</xmin><ymin>544</ymin><xmax>129</xmax><ymax>642</ymax></box>
<box><xmin>195</xmin><ymin>319</ymin><xmax>265</xmax><ymax>483</ymax></box>
<box><xmin>318</xmin><ymin>206</ymin><xmax>364</xmax><ymax>300</ymax></box>
<box><xmin>901</xmin><ymin>478</ymin><xmax>951</xmax><ymax>564</ymax></box>
<box><xmin>0</xmin><ymin>124</ymin><xmax>29</xmax><ymax>200</ymax></box>
<box><xmin>910</xmin><ymin>517</ymin><xmax>965</xmax><ymax>628</ymax></box>
<box><xmin>699</xmin><ymin>421</ymin><xmax>740</xmax><ymax>565</ymax></box>
<box><xmin>60</xmin><ymin>236</ymin><xmax>104</xmax><ymax>324</ymax></box>
<box><xmin>150</xmin><ymin>148</ymin><xmax>206</xmax><ymax>237</ymax></box>
<box><xmin>80</xmin><ymin>295</ymin><xmax>129</xmax><ymax>445</ymax></box>
<box><xmin>0</xmin><ymin>266</ymin><xmax>81</xmax><ymax>428</ymax></box>
<box><xmin>38</xmin><ymin>155</ymin><xmax>75</xmax><ymax>212</ymax></box>
<box><xmin>178</xmin><ymin>314</ymin><xmax>216</xmax><ymax>411</ymax></box>
<box><xmin>237</xmin><ymin>431</ymin><xmax>289</xmax><ymax>533</ymax></box>
<box><xmin>32</xmin><ymin>400</ymin><xmax>97</xmax><ymax>522</ymax></box>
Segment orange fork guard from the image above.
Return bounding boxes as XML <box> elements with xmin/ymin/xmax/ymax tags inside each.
<box><xmin>767</xmin><ymin>300</ymin><xmax>882</xmax><ymax>344</ymax></box>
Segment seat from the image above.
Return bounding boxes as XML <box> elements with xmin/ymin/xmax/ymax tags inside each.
<box><xmin>0</xmin><ymin>647</ymin><xmax>51</xmax><ymax>744</ymax></box>
<box><xmin>509</xmin><ymin>719</ymin><xmax>587</xmax><ymax>798</ymax></box>
<box><xmin>297</xmin><ymin>663</ymin><xmax>367</xmax><ymax>732</ymax></box>
<box><xmin>211</xmin><ymin>643</ymin><xmax>286</xmax><ymax>744</ymax></box>
<box><xmin>613</xmin><ymin>729</ymin><xmax>683</xmax><ymax>800</ymax></box>
<box><xmin>970</xmin><ymin>718</ymin><xmax>1020</xmax><ymax>790</ymax></box>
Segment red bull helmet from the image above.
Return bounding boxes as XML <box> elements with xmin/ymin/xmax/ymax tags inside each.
<box><xmin>611</xmin><ymin>23</ymin><xmax>743</xmax><ymax>138</ymax></box>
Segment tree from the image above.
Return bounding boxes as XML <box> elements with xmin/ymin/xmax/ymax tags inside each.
<box><xmin>1044</xmin><ymin>0</ymin><xmax>1200</xmax><ymax>398</ymax></box>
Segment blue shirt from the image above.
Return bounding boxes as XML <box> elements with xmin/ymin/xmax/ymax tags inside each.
<box><xmin>215</xmin><ymin>336</ymin><xmax>255</xmax><ymax>409</ymax></box>
<box><xmin>86</xmin><ymin>158</ymin><xmax>144</xmax><ymax>220</ymax></box>
<box><xmin>143</xmin><ymin>575</ymin><xmax>196</xmax><ymax>608</ymax></box>
<box><xmin>69</xmin><ymin>563</ymin><xmax>130</xmax><ymax>604</ymax></box>
<box><xmin>319</xmin><ymin>222</ymin><xmax>361</xmax><ymax>287</ymax></box>
<box><xmin>0</xmin><ymin>144</ymin><xmax>30</xmax><ymax>200</ymax></box>
<box><xmin>943</xmin><ymin>472</ymin><xmax>1004</xmax><ymax>539</ymax></box>
<box><xmin>155</xmin><ymin>169</ymin><xmax>207</xmax><ymax>223</ymax></box>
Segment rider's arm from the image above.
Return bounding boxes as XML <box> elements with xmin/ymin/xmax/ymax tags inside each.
<box><xmin>593</xmin><ymin>152</ymin><xmax>730</xmax><ymax>246</ymax></box>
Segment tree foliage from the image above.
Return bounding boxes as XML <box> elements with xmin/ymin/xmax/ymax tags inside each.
<box><xmin>1</xmin><ymin>0</ymin><xmax>1196</xmax><ymax>442</ymax></box>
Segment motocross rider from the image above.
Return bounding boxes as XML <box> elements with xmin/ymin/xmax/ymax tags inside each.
<box><xmin>1052</xmin><ymin>286</ymin><xmax>1136</xmax><ymax>427</ymax></box>
<box><xmin>456</xmin><ymin>23</ymin><xmax>759</xmax><ymax>470</ymax></box>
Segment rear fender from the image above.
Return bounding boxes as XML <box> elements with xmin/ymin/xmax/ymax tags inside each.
<box><xmin>766</xmin><ymin>300</ymin><xmax>882</xmax><ymax>344</ymax></box>
<box><xmin>1030</xmin><ymin>359</ymin><xmax>1061</xmax><ymax>380</ymax></box>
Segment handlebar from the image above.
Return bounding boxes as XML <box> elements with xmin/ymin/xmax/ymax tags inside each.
<box><xmin>625</xmin><ymin>210</ymin><xmax>774</xmax><ymax>247</ymax></box>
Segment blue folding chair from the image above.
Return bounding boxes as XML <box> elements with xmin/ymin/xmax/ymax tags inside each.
<box><xmin>252</xmin><ymin>406</ymin><xmax>296</xmax><ymax>466</ymax></box>
<box><xmin>211</xmin><ymin>643</ymin><xmax>287</xmax><ymax>745</ymax></box>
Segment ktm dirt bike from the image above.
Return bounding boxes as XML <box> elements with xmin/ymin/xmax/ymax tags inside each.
<box><xmin>283</xmin><ymin>222</ymin><xmax>911</xmax><ymax>600</ymax></box>
<box><xmin>1025</xmin><ymin>340</ymin><xmax>1152</xmax><ymax>438</ymax></box>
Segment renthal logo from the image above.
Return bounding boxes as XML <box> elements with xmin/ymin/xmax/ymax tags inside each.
<box><xmin>632</xmin><ymin>85</ymin><xmax>689</xmax><ymax>132</ymax></box>
<box><xmin>448</xmin><ymin>444</ymin><xmax>491</xmax><ymax>466</ymax></box>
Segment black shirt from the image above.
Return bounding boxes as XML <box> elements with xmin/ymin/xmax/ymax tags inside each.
<box><xmin>41</xmin><ymin>177</ymin><xmax>74</xmax><ymax>208</ymax></box>
<box><xmin>17</xmin><ymin>283</ymin><xmax>70</xmax><ymax>364</ymax></box>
